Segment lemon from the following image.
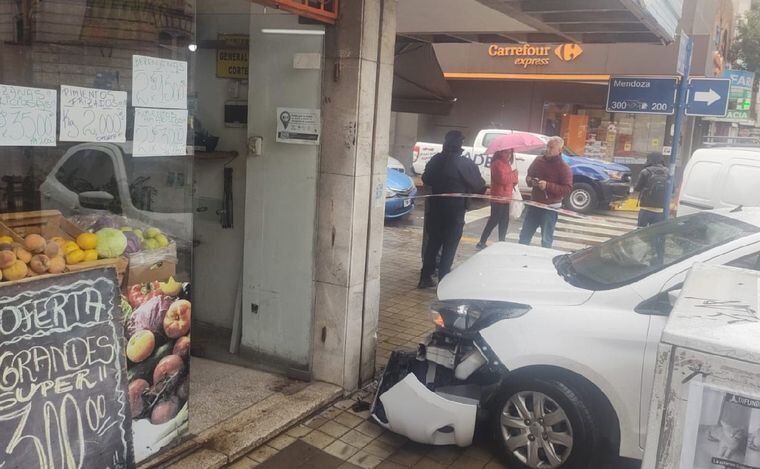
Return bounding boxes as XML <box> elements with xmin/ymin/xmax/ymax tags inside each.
<box><xmin>83</xmin><ymin>249</ymin><xmax>98</xmax><ymax>262</ymax></box>
<box><xmin>76</xmin><ymin>233</ymin><xmax>98</xmax><ymax>250</ymax></box>
<box><xmin>63</xmin><ymin>241</ymin><xmax>80</xmax><ymax>255</ymax></box>
<box><xmin>65</xmin><ymin>249</ymin><xmax>85</xmax><ymax>265</ymax></box>
<box><xmin>0</xmin><ymin>235</ymin><xmax>13</xmax><ymax>244</ymax></box>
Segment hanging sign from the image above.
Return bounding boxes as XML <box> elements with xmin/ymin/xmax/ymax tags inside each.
<box><xmin>0</xmin><ymin>268</ymin><xmax>134</xmax><ymax>468</ymax></box>
<box><xmin>276</xmin><ymin>107</ymin><xmax>321</xmax><ymax>145</ymax></box>
<box><xmin>60</xmin><ymin>85</ymin><xmax>128</xmax><ymax>142</ymax></box>
<box><xmin>133</xmin><ymin>108</ymin><xmax>188</xmax><ymax>157</ymax></box>
<box><xmin>0</xmin><ymin>84</ymin><xmax>56</xmax><ymax>146</ymax></box>
<box><xmin>132</xmin><ymin>55</ymin><xmax>188</xmax><ymax>110</ymax></box>
<box><xmin>217</xmin><ymin>35</ymin><xmax>249</xmax><ymax>79</ymax></box>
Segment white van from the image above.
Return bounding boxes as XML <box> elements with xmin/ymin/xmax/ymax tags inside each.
<box><xmin>678</xmin><ymin>147</ymin><xmax>760</xmax><ymax>215</ymax></box>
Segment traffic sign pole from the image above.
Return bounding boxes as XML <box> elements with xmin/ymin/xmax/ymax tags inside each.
<box><xmin>663</xmin><ymin>37</ymin><xmax>692</xmax><ymax>220</ymax></box>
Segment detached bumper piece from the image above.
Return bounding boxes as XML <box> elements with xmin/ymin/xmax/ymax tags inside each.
<box><xmin>372</xmin><ymin>351</ymin><xmax>477</xmax><ymax>447</ymax></box>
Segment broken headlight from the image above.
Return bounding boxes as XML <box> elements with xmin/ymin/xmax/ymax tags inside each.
<box><xmin>429</xmin><ymin>300</ymin><xmax>531</xmax><ymax>333</ymax></box>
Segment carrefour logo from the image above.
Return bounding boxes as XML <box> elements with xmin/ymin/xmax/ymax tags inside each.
<box><xmin>488</xmin><ymin>43</ymin><xmax>584</xmax><ymax>68</ymax></box>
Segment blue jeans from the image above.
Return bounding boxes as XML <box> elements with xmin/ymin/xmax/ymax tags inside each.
<box><xmin>519</xmin><ymin>205</ymin><xmax>559</xmax><ymax>248</ymax></box>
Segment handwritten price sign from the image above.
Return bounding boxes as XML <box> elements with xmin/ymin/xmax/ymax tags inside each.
<box><xmin>133</xmin><ymin>108</ymin><xmax>188</xmax><ymax>157</ymax></box>
<box><xmin>60</xmin><ymin>85</ymin><xmax>127</xmax><ymax>143</ymax></box>
<box><xmin>0</xmin><ymin>269</ymin><xmax>134</xmax><ymax>468</ymax></box>
<box><xmin>0</xmin><ymin>85</ymin><xmax>56</xmax><ymax>146</ymax></box>
<box><xmin>132</xmin><ymin>55</ymin><xmax>188</xmax><ymax>110</ymax></box>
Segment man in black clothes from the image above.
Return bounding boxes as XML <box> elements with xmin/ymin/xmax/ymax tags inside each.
<box><xmin>418</xmin><ymin>130</ymin><xmax>486</xmax><ymax>288</ymax></box>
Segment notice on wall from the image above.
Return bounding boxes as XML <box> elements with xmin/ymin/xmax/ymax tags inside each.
<box><xmin>0</xmin><ymin>268</ymin><xmax>134</xmax><ymax>468</ymax></box>
<box><xmin>276</xmin><ymin>107</ymin><xmax>321</xmax><ymax>145</ymax></box>
<box><xmin>132</xmin><ymin>55</ymin><xmax>188</xmax><ymax>109</ymax></box>
<box><xmin>60</xmin><ymin>85</ymin><xmax>127</xmax><ymax>143</ymax></box>
<box><xmin>216</xmin><ymin>34</ymin><xmax>249</xmax><ymax>79</ymax></box>
<box><xmin>0</xmin><ymin>84</ymin><xmax>56</xmax><ymax>146</ymax></box>
<box><xmin>680</xmin><ymin>382</ymin><xmax>760</xmax><ymax>469</ymax></box>
<box><xmin>133</xmin><ymin>108</ymin><xmax>188</xmax><ymax>157</ymax></box>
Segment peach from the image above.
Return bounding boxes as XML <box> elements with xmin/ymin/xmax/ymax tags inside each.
<box><xmin>2</xmin><ymin>260</ymin><xmax>27</xmax><ymax>281</ymax></box>
<box><xmin>128</xmin><ymin>379</ymin><xmax>150</xmax><ymax>419</ymax></box>
<box><xmin>24</xmin><ymin>234</ymin><xmax>46</xmax><ymax>254</ymax></box>
<box><xmin>163</xmin><ymin>300</ymin><xmax>191</xmax><ymax>339</ymax></box>
<box><xmin>172</xmin><ymin>336</ymin><xmax>190</xmax><ymax>360</ymax></box>
<box><xmin>126</xmin><ymin>330</ymin><xmax>155</xmax><ymax>363</ymax></box>
<box><xmin>29</xmin><ymin>254</ymin><xmax>50</xmax><ymax>274</ymax></box>
<box><xmin>12</xmin><ymin>246</ymin><xmax>31</xmax><ymax>264</ymax></box>
<box><xmin>44</xmin><ymin>242</ymin><xmax>59</xmax><ymax>258</ymax></box>
<box><xmin>152</xmin><ymin>354</ymin><xmax>185</xmax><ymax>385</ymax></box>
<box><xmin>48</xmin><ymin>256</ymin><xmax>66</xmax><ymax>274</ymax></box>
<box><xmin>0</xmin><ymin>250</ymin><xmax>16</xmax><ymax>269</ymax></box>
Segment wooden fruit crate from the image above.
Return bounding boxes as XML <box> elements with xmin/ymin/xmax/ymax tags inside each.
<box><xmin>0</xmin><ymin>210</ymin><xmax>128</xmax><ymax>286</ymax></box>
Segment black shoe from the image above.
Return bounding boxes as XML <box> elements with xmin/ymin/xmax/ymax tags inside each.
<box><xmin>417</xmin><ymin>276</ymin><xmax>437</xmax><ymax>289</ymax></box>
<box><xmin>476</xmin><ymin>242</ymin><xmax>487</xmax><ymax>250</ymax></box>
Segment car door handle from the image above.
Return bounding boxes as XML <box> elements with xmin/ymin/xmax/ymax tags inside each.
<box><xmin>515</xmin><ymin>157</ymin><xmax>526</xmax><ymax>161</ymax></box>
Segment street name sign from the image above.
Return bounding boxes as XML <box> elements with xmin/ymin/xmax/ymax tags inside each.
<box><xmin>606</xmin><ymin>77</ymin><xmax>678</xmax><ymax>114</ymax></box>
<box><xmin>685</xmin><ymin>78</ymin><xmax>731</xmax><ymax>117</ymax></box>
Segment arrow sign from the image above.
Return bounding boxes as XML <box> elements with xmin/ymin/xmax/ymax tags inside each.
<box><xmin>694</xmin><ymin>88</ymin><xmax>721</xmax><ymax>106</ymax></box>
<box><xmin>686</xmin><ymin>78</ymin><xmax>731</xmax><ymax>116</ymax></box>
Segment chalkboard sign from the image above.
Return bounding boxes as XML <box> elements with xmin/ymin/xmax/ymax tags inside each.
<box><xmin>0</xmin><ymin>268</ymin><xmax>134</xmax><ymax>468</ymax></box>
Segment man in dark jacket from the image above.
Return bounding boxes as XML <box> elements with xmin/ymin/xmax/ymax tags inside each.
<box><xmin>419</xmin><ymin>130</ymin><xmax>486</xmax><ymax>288</ymax></box>
<box><xmin>518</xmin><ymin>136</ymin><xmax>572</xmax><ymax>248</ymax></box>
<box><xmin>635</xmin><ymin>152</ymin><xmax>669</xmax><ymax>227</ymax></box>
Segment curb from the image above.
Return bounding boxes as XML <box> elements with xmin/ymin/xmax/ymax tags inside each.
<box><xmin>139</xmin><ymin>382</ymin><xmax>343</xmax><ymax>468</ymax></box>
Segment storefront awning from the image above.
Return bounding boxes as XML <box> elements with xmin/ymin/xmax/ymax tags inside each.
<box><xmin>393</xmin><ymin>43</ymin><xmax>456</xmax><ymax>115</ymax></box>
<box><xmin>475</xmin><ymin>0</ymin><xmax>682</xmax><ymax>44</ymax></box>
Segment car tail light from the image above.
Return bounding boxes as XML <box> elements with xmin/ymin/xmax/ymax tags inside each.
<box><xmin>412</xmin><ymin>145</ymin><xmax>420</xmax><ymax>163</ymax></box>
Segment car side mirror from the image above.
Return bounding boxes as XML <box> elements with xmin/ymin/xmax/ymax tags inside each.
<box><xmin>78</xmin><ymin>191</ymin><xmax>114</xmax><ymax>210</ymax></box>
<box><xmin>667</xmin><ymin>289</ymin><xmax>681</xmax><ymax>307</ymax></box>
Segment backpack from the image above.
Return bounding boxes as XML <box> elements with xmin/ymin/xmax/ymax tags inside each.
<box><xmin>641</xmin><ymin>167</ymin><xmax>669</xmax><ymax>208</ymax></box>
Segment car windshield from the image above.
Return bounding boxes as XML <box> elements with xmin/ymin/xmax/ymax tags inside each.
<box><xmin>556</xmin><ymin>212</ymin><xmax>759</xmax><ymax>290</ymax></box>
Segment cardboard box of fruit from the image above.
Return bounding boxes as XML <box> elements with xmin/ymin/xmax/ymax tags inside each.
<box><xmin>123</xmin><ymin>278</ymin><xmax>191</xmax><ymax>460</ymax></box>
<box><xmin>0</xmin><ymin>210</ymin><xmax>128</xmax><ymax>285</ymax></box>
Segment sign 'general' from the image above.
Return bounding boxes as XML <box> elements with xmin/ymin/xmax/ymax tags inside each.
<box><xmin>488</xmin><ymin>43</ymin><xmax>584</xmax><ymax>68</ymax></box>
<box><xmin>0</xmin><ymin>268</ymin><xmax>134</xmax><ymax>468</ymax></box>
<box><xmin>217</xmin><ymin>35</ymin><xmax>249</xmax><ymax>79</ymax></box>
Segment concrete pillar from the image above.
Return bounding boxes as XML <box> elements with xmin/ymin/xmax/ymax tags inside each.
<box><xmin>312</xmin><ymin>0</ymin><xmax>397</xmax><ymax>389</ymax></box>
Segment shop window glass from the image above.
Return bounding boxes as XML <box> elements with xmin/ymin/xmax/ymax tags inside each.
<box><xmin>55</xmin><ymin>149</ymin><xmax>121</xmax><ymax>206</ymax></box>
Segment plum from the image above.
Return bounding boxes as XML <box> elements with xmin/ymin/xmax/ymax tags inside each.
<box><xmin>173</xmin><ymin>336</ymin><xmax>190</xmax><ymax>360</ymax></box>
<box><xmin>152</xmin><ymin>354</ymin><xmax>185</xmax><ymax>385</ymax></box>
<box><xmin>150</xmin><ymin>396</ymin><xmax>180</xmax><ymax>425</ymax></box>
<box><xmin>128</xmin><ymin>379</ymin><xmax>150</xmax><ymax>419</ymax></box>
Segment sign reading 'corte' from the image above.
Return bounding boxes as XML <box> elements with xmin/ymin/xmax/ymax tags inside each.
<box><xmin>488</xmin><ymin>43</ymin><xmax>584</xmax><ymax>68</ymax></box>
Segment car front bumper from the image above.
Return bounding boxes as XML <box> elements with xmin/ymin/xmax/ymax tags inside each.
<box><xmin>385</xmin><ymin>187</ymin><xmax>417</xmax><ymax>219</ymax></box>
<box><xmin>371</xmin><ymin>351</ymin><xmax>477</xmax><ymax>447</ymax></box>
<box><xmin>598</xmin><ymin>180</ymin><xmax>631</xmax><ymax>204</ymax></box>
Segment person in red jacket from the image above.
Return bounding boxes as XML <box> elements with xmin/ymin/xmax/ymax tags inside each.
<box><xmin>476</xmin><ymin>149</ymin><xmax>518</xmax><ymax>249</ymax></box>
<box><xmin>518</xmin><ymin>136</ymin><xmax>573</xmax><ymax>248</ymax></box>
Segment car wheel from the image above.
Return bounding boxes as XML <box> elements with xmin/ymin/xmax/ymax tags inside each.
<box><xmin>564</xmin><ymin>183</ymin><xmax>597</xmax><ymax>213</ymax></box>
<box><xmin>492</xmin><ymin>377</ymin><xmax>598</xmax><ymax>469</ymax></box>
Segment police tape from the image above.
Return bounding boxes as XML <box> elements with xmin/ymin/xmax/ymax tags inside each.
<box><xmin>388</xmin><ymin>192</ymin><xmax>619</xmax><ymax>223</ymax></box>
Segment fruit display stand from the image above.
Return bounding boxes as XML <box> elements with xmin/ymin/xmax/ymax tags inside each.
<box><xmin>0</xmin><ymin>210</ymin><xmax>128</xmax><ymax>286</ymax></box>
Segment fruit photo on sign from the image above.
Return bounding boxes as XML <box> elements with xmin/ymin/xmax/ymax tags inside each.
<box><xmin>122</xmin><ymin>280</ymin><xmax>191</xmax><ymax>430</ymax></box>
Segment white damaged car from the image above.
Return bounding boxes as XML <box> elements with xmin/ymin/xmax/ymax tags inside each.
<box><xmin>372</xmin><ymin>209</ymin><xmax>760</xmax><ymax>469</ymax></box>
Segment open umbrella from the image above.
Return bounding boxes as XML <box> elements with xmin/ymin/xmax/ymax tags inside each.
<box><xmin>486</xmin><ymin>132</ymin><xmax>545</xmax><ymax>155</ymax></box>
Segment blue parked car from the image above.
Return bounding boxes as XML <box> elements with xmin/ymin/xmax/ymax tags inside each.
<box><xmin>385</xmin><ymin>157</ymin><xmax>416</xmax><ymax>220</ymax></box>
<box><xmin>560</xmin><ymin>150</ymin><xmax>632</xmax><ymax>213</ymax></box>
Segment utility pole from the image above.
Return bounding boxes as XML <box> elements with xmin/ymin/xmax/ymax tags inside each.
<box><xmin>662</xmin><ymin>37</ymin><xmax>693</xmax><ymax>220</ymax></box>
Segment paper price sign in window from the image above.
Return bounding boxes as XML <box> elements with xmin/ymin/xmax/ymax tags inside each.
<box><xmin>133</xmin><ymin>108</ymin><xmax>188</xmax><ymax>157</ymax></box>
<box><xmin>132</xmin><ymin>55</ymin><xmax>188</xmax><ymax>109</ymax></box>
<box><xmin>60</xmin><ymin>85</ymin><xmax>127</xmax><ymax>143</ymax></box>
<box><xmin>0</xmin><ymin>84</ymin><xmax>56</xmax><ymax>146</ymax></box>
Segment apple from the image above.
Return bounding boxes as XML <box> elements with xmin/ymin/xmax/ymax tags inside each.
<box><xmin>163</xmin><ymin>300</ymin><xmax>191</xmax><ymax>339</ymax></box>
<box><xmin>152</xmin><ymin>354</ymin><xmax>185</xmax><ymax>385</ymax></box>
<box><xmin>150</xmin><ymin>397</ymin><xmax>180</xmax><ymax>425</ymax></box>
<box><xmin>126</xmin><ymin>330</ymin><xmax>155</xmax><ymax>363</ymax></box>
<box><xmin>128</xmin><ymin>379</ymin><xmax>150</xmax><ymax>419</ymax></box>
<box><xmin>173</xmin><ymin>336</ymin><xmax>190</xmax><ymax>360</ymax></box>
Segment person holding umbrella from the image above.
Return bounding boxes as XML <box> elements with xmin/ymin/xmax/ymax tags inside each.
<box><xmin>475</xmin><ymin>132</ymin><xmax>543</xmax><ymax>249</ymax></box>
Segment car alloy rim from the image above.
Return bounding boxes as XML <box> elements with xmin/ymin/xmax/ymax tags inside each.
<box><xmin>570</xmin><ymin>190</ymin><xmax>590</xmax><ymax>209</ymax></box>
<box><xmin>500</xmin><ymin>391</ymin><xmax>573</xmax><ymax>469</ymax></box>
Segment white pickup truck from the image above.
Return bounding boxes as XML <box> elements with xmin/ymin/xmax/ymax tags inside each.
<box><xmin>411</xmin><ymin>129</ymin><xmax>632</xmax><ymax>213</ymax></box>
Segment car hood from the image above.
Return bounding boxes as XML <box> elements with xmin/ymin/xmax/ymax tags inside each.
<box><xmin>438</xmin><ymin>243</ymin><xmax>594</xmax><ymax>306</ymax></box>
<box><xmin>564</xmin><ymin>155</ymin><xmax>630</xmax><ymax>172</ymax></box>
<box><xmin>386</xmin><ymin>168</ymin><xmax>414</xmax><ymax>191</ymax></box>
